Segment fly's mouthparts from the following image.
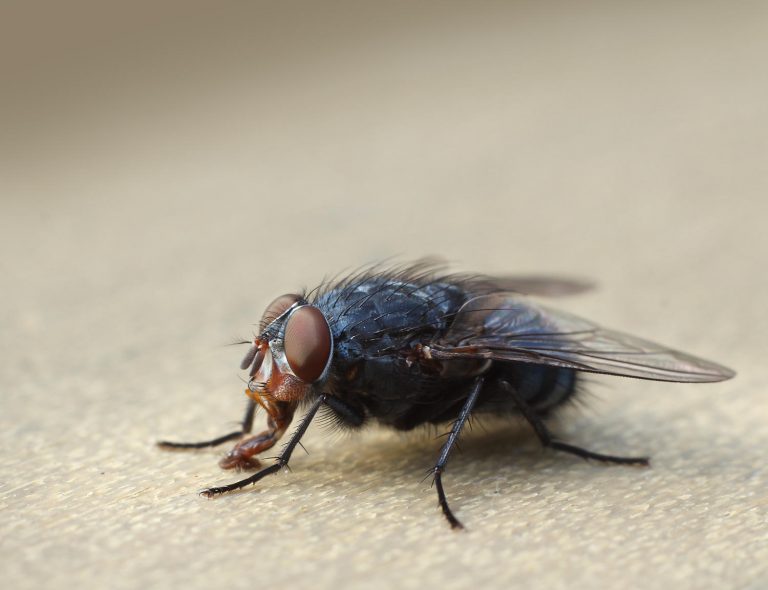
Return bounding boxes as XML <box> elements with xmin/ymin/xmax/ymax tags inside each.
<box><xmin>248</xmin><ymin>380</ymin><xmax>268</xmax><ymax>393</ymax></box>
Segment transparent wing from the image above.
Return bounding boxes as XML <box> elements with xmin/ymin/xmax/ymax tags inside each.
<box><xmin>429</xmin><ymin>294</ymin><xmax>735</xmax><ymax>383</ymax></box>
<box><xmin>475</xmin><ymin>276</ymin><xmax>594</xmax><ymax>297</ymax></box>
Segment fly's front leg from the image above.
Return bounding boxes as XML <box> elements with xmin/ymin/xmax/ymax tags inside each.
<box><xmin>157</xmin><ymin>399</ymin><xmax>257</xmax><ymax>450</ymax></box>
<box><xmin>431</xmin><ymin>376</ymin><xmax>484</xmax><ymax>530</ymax></box>
<box><xmin>202</xmin><ymin>394</ymin><xmax>327</xmax><ymax>497</ymax></box>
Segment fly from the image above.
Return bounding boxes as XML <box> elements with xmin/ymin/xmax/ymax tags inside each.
<box><xmin>158</xmin><ymin>260</ymin><xmax>735</xmax><ymax>529</ymax></box>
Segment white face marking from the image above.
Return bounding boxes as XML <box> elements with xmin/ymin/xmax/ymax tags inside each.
<box><xmin>252</xmin><ymin>348</ymin><xmax>273</xmax><ymax>384</ymax></box>
<box><xmin>270</xmin><ymin>338</ymin><xmax>293</xmax><ymax>376</ymax></box>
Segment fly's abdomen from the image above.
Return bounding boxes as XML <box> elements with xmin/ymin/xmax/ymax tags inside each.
<box><xmin>517</xmin><ymin>365</ymin><xmax>578</xmax><ymax>413</ymax></box>
<box><xmin>479</xmin><ymin>363</ymin><xmax>578</xmax><ymax>416</ymax></box>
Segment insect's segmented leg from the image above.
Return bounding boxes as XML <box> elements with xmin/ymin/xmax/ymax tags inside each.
<box><xmin>431</xmin><ymin>376</ymin><xmax>484</xmax><ymax>530</ymax></box>
<box><xmin>200</xmin><ymin>394</ymin><xmax>327</xmax><ymax>497</ymax></box>
<box><xmin>157</xmin><ymin>399</ymin><xmax>257</xmax><ymax>449</ymax></box>
<box><xmin>497</xmin><ymin>379</ymin><xmax>649</xmax><ymax>466</ymax></box>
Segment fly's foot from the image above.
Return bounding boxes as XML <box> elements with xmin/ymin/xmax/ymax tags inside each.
<box><xmin>200</xmin><ymin>486</ymin><xmax>229</xmax><ymax>498</ymax></box>
<box><xmin>199</xmin><ymin>463</ymin><xmax>285</xmax><ymax>499</ymax></box>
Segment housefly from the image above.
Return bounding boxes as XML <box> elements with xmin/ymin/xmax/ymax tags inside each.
<box><xmin>158</xmin><ymin>261</ymin><xmax>735</xmax><ymax>528</ymax></box>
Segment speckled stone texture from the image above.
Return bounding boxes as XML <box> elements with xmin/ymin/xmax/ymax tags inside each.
<box><xmin>2</xmin><ymin>2</ymin><xmax>766</xmax><ymax>589</ymax></box>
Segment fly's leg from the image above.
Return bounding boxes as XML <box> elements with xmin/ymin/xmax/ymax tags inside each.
<box><xmin>157</xmin><ymin>399</ymin><xmax>257</xmax><ymax>450</ymax></box>
<box><xmin>201</xmin><ymin>394</ymin><xmax>326</xmax><ymax>497</ymax></box>
<box><xmin>498</xmin><ymin>379</ymin><xmax>649</xmax><ymax>466</ymax></box>
<box><xmin>431</xmin><ymin>376</ymin><xmax>484</xmax><ymax>530</ymax></box>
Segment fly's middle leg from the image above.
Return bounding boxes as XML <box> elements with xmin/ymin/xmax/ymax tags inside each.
<box><xmin>430</xmin><ymin>376</ymin><xmax>484</xmax><ymax>530</ymax></box>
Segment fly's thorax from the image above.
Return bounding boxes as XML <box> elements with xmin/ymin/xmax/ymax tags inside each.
<box><xmin>437</xmin><ymin>357</ymin><xmax>492</xmax><ymax>379</ymax></box>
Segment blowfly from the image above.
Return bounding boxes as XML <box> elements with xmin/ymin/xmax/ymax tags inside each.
<box><xmin>159</xmin><ymin>261</ymin><xmax>735</xmax><ymax>528</ymax></box>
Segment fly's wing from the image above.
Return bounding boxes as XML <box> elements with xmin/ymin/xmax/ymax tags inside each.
<box><xmin>429</xmin><ymin>294</ymin><xmax>735</xmax><ymax>383</ymax></box>
<box><xmin>478</xmin><ymin>276</ymin><xmax>594</xmax><ymax>297</ymax></box>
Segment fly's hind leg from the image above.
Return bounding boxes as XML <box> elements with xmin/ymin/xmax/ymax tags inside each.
<box><xmin>497</xmin><ymin>379</ymin><xmax>649</xmax><ymax>466</ymax></box>
<box><xmin>157</xmin><ymin>399</ymin><xmax>257</xmax><ymax>450</ymax></box>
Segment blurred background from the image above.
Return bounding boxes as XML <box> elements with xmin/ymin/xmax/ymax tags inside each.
<box><xmin>2</xmin><ymin>1</ymin><xmax>767</xmax><ymax>589</ymax></box>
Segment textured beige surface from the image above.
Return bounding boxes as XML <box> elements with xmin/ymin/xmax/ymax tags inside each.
<box><xmin>2</xmin><ymin>2</ymin><xmax>767</xmax><ymax>589</ymax></box>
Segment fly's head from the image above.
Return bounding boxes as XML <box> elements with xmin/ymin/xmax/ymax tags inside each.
<box><xmin>240</xmin><ymin>294</ymin><xmax>333</xmax><ymax>412</ymax></box>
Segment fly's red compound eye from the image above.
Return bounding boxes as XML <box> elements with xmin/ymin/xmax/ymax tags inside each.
<box><xmin>284</xmin><ymin>306</ymin><xmax>332</xmax><ymax>383</ymax></box>
<box><xmin>260</xmin><ymin>293</ymin><xmax>301</xmax><ymax>331</ymax></box>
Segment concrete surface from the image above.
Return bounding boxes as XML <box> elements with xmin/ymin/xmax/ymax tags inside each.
<box><xmin>2</xmin><ymin>2</ymin><xmax>766</xmax><ymax>589</ymax></box>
